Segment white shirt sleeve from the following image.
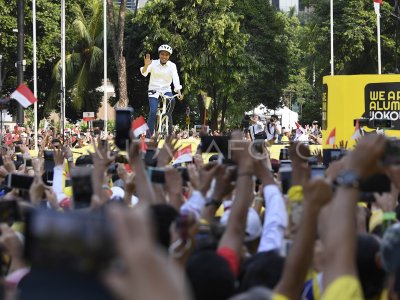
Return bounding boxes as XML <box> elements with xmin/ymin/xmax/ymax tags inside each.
<box><xmin>171</xmin><ymin>63</ymin><xmax>182</xmax><ymax>92</ymax></box>
<box><xmin>53</xmin><ymin>165</ymin><xmax>67</xmax><ymax>203</ymax></box>
<box><xmin>257</xmin><ymin>184</ymin><xmax>288</xmax><ymax>252</ymax></box>
<box><xmin>140</xmin><ymin>62</ymin><xmax>152</xmax><ymax>77</ymax></box>
<box><xmin>180</xmin><ymin>190</ymin><xmax>206</xmax><ymax>220</ymax></box>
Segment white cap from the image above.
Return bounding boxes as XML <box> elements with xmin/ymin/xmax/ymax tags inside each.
<box><xmin>220</xmin><ymin>207</ymin><xmax>262</xmax><ymax>242</ymax></box>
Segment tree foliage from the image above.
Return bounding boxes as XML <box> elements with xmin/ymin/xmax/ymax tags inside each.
<box><xmin>49</xmin><ymin>0</ymin><xmax>104</xmax><ymax>121</ymax></box>
<box><xmin>133</xmin><ymin>0</ymin><xmax>250</xmax><ymax>130</ymax></box>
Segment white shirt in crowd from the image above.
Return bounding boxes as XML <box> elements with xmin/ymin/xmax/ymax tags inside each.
<box><xmin>249</xmin><ymin>121</ymin><xmax>264</xmax><ymax>140</ymax></box>
<box><xmin>265</xmin><ymin>123</ymin><xmax>276</xmax><ymax>141</ymax></box>
<box><xmin>140</xmin><ymin>59</ymin><xmax>182</xmax><ymax>94</ymax></box>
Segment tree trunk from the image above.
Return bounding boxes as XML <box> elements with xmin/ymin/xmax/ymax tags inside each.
<box><xmin>117</xmin><ymin>56</ymin><xmax>128</xmax><ymax>107</ymax></box>
<box><xmin>220</xmin><ymin>96</ymin><xmax>228</xmax><ymax>132</ymax></box>
<box><xmin>197</xmin><ymin>93</ymin><xmax>205</xmax><ymax>125</ymax></box>
<box><xmin>106</xmin><ymin>0</ymin><xmax>129</xmax><ymax>108</ymax></box>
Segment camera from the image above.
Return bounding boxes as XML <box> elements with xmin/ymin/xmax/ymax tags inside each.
<box><xmin>354</xmin><ymin>118</ymin><xmax>393</xmax><ymax>129</ymax></box>
<box><xmin>279</xmin><ymin>160</ymin><xmax>292</xmax><ymax>195</ymax></box>
<box><xmin>322</xmin><ymin>149</ymin><xmax>347</xmax><ymax>167</ymax></box>
<box><xmin>147</xmin><ymin>167</ymin><xmax>190</xmax><ymax>184</ymax></box>
<box><xmin>6</xmin><ymin>174</ymin><xmax>34</xmax><ymax>190</ymax></box>
<box><xmin>24</xmin><ymin>209</ymin><xmax>114</xmax><ymax>274</ymax></box>
<box><xmin>241</xmin><ymin>115</ymin><xmax>251</xmax><ymax>132</ymax></box>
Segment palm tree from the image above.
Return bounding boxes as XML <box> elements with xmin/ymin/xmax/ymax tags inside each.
<box><xmin>49</xmin><ymin>0</ymin><xmax>104</xmax><ymax>111</ymax></box>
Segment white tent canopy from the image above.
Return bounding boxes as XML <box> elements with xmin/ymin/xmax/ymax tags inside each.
<box><xmin>246</xmin><ymin>104</ymin><xmax>299</xmax><ymax>130</ymax></box>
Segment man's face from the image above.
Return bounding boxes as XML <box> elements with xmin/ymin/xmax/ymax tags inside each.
<box><xmin>159</xmin><ymin>51</ymin><xmax>170</xmax><ymax>64</ymax></box>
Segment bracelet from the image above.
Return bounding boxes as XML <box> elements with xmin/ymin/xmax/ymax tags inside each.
<box><xmin>383</xmin><ymin>212</ymin><xmax>397</xmax><ymax>221</ymax></box>
<box><xmin>237</xmin><ymin>172</ymin><xmax>253</xmax><ymax>178</ymax></box>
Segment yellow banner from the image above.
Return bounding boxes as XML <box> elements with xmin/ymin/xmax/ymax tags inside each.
<box><xmin>323</xmin><ymin>74</ymin><xmax>400</xmax><ymax>148</ymax></box>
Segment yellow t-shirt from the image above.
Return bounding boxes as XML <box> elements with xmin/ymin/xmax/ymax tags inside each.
<box><xmin>272</xmin><ymin>293</ymin><xmax>289</xmax><ymax>300</ymax></box>
<box><xmin>323</xmin><ymin>275</ymin><xmax>363</xmax><ymax>300</ymax></box>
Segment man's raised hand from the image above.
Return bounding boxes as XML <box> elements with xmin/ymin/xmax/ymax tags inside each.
<box><xmin>144</xmin><ymin>53</ymin><xmax>152</xmax><ymax>66</ymax></box>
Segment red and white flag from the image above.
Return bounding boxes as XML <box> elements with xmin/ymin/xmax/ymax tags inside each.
<box><xmin>4</xmin><ymin>133</ymin><xmax>12</xmax><ymax>146</ymax></box>
<box><xmin>131</xmin><ymin>116</ymin><xmax>149</xmax><ymax>137</ymax></box>
<box><xmin>351</xmin><ymin>119</ymin><xmax>362</xmax><ymax>141</ymax></box>
<box><xmin>10</xmin><ymin>84</ymin><xmax>37</xmax><ymax>108</ymax></box>
<box><xmin>374</xmin><ymin>0</ymin><xmax>382</xmax><ymax>15</ymax></box>
<box><xmin>173</xmin><ymin>144</ymin><xmax>192</xmax><ymax>165</ymax></box>
<box><xmin>325</xmin><ymin>128</ymin><xmax>336</xmax><ymax>146</ymax></box>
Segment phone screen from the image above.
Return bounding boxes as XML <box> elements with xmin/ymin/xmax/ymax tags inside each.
<box><xmin>7</xmin><ymin>174</ymin><xmax>34</xmax><ymax>190</ymax></box>
<box><xmin>115</xmin><ymin>108</ymin><xmax>133</xmax><ymax>150</ymax></box>
<box><xmin>147</xmin><ymin>167</ymin><xmax>165</xmax><ymax>184</ymax></box>
<box><xmin>311</xmin><ymin>166</ymin><xmax>325</xmax><ymax>178</ymax></box>
<box><xmin>71</xmin><ymin>167</ymin><xmax>93</xmax><ymax>208</ymax></box>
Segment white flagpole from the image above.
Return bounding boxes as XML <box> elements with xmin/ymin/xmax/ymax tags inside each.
<box><xmin>377</xmin><ymin>11</ymin><xmax>382</xmax><ymax>74</ymax></box>
<box><xmin>103</xmin><ymin>0</ymin><xmax>108</xmax><ymax>137</ymax></box>
<box><xmin>61</xmin><ymin>0</ymin><xmax>66</xmax><ymax>136</ymax></box>
<box><xmin>33</xmin><ymin>0</ymin><xmax>38</xmax><ymax>151</ymax></box>
<box><xmin>330</xmin><ymin>0</ymin><xmax>334</xmax><ymax>75</ymax></box>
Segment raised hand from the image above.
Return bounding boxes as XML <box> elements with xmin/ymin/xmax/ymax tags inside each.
<box><xmin>156</xmin><ymin>135</ymin><xmax>179</xmax><ymax>167</ymax></box>
<box><xmin>303</xmin><ymin>178</ymin><xmax>333</xmax><ymax>211</ymax></box>
<box><xmin>144</xmin><ymin>53</ymin><xmax>152</xmax><ymax>66</ymax></box>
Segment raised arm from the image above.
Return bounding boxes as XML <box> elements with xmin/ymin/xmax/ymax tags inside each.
<box><xmin>218</xmin><ymin>138</ymin><xmax>254</xmax><ymax>259</ymax></box>
<box><xmin>322</xmin><ymin>134</ymin><xmax>385</xmax><ymax>291</ymax></box>
<box><xmin>274</xmin><ymin>178</ymin><xmax>332</xmax><ymax>299</ymax></box>
<box><xmin>140</xmin><ymin>54</ymin><xmax>152</xmax><ymax>77</ymax></box>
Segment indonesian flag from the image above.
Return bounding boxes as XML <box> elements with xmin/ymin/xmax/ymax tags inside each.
<box><xmin>4</xmin><ymin>133</ymin><xmax>12</xmax><ymax>146</ymax></box>
<box><xmin>351</xmin><ymin>119</ymin><xmax>362</xmax><ymax>141</ymax></box>
<box><xmin>132</xmin><ymin>116</ymin><xmax>149</xmax><ymax>137</ymax></box>
<box><xmin>374</xmin><ymin>0</ymin><xmax>382</xmax><ymax>15</ymax></box>
<box><xmin>325</xmin><ymin>128</ymin><xmax>336</xmax><ymax>146</ymax></box>
<box><xmin>173</xmin><ymin>144</ymin><xmax>193</xmax><ymax>165</ymax></box>
<box><xmin>140</xmin><ymin>135</ymin><xmax>148</xmax><ymax>152</ymax></box>
<box><xmin>294</xmin><ymin>122</ymin><xmax>305</xmax><ymax>141</ymax></box>
<box><xmin>10</xmin><ymin>84</ymin><xmax>37</xmax><ymax>108</ymax></box>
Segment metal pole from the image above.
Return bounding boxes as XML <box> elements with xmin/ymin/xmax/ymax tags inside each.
<box><xmin>377</xmin><ymin>12</ymin><xmax>382</xmax><ymax>74</ymax></box>
<box><xmin>0</xmin><ymin>55</ymin><xmax>3</xmax><ymax>146</ymax></box>
<box><xmin>33</xmin><ymin>0</ymin><xmax>38</xmax><ymax>151</ymax></box>
<box><xmin>61</xmin><ymin>0</ymin><xmax>66</xmax><ymax>137</ymax></box>
<box><xmin>330</xmin><ymin>0</ymin><xmax>334</xmax><ymax>76</ymax></box>
<box><xmin>0</xmin><ymin>55</ymin><xmax>2</xmax><ymax>92</ymax></box>
<box><xmin>17</xmin><ymin>0</ymin><xmax>24</xmax><ymax>125</ymax></box>
<box><xmin>103</xmin><ymin>0</ymin><xmax>108</xmax><ymax>137</ymax></box>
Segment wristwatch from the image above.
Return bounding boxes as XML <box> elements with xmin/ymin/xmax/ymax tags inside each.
<box><xmin>335</xmin><ymin>170</ymin><xmax>360</xmax><ymax>189</ymax></box>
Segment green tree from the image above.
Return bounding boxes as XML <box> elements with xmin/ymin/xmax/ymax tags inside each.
<box><xmin>107</xmin><ymin>0</ymin><xmax>129</xmax><ymax>107</ymax></box>
<box><xmin>0</xmin><ymin>0</ymin><xmax>93</xmax><ymax>125</ymax></box>
<box><xmin>49</xmin><ymin>0</ymin><xmax>104</xmax><ymax>119</ymax></box>
<box><xmin>231</xmin><ymin>0</ymin><xmax>289</xmax><ymax>111</ymax></box>
<box><xmin>134</xmin><ymin>0</ymin><xmax>250</xmax><ymax>131</ymax></box>
<box><xmin>296</xmin><ymin>0</ymin><xmax>399</xmax><ymax>124</ymax></box>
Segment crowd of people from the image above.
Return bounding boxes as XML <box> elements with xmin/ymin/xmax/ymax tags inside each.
<box><xmin>246</xmin><ymin>115</ymin><xmax>323</xmax><ymax>145</ymax></box>
<box><xmin>0</xmin><ymin>43</ymin><xmax>397</xmax><ymax>300</ymax></box>
<box><xmin>0</xmin><ymin>123</ymin><xmax>397</xmax><ymax>300</ymax></box>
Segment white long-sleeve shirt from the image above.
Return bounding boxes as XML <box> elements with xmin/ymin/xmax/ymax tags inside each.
<box><xmin>53</xmin><ymin>165</ymin><xmax>67</xmax><ymax>203</ymax></box>
<box><xmin>258</xmin><ymin>184</ymin><xmax>288</xmax><ymax>252</ymax></box>
<box><xmin>140</xmin><ymin>59</ymin><xmax>182</xmax><ymax>94</ymax></box>
<box><xmin>180</xmin><ymin>190</ymin><xmax>206</xmax><ymax>220</ymax></box>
